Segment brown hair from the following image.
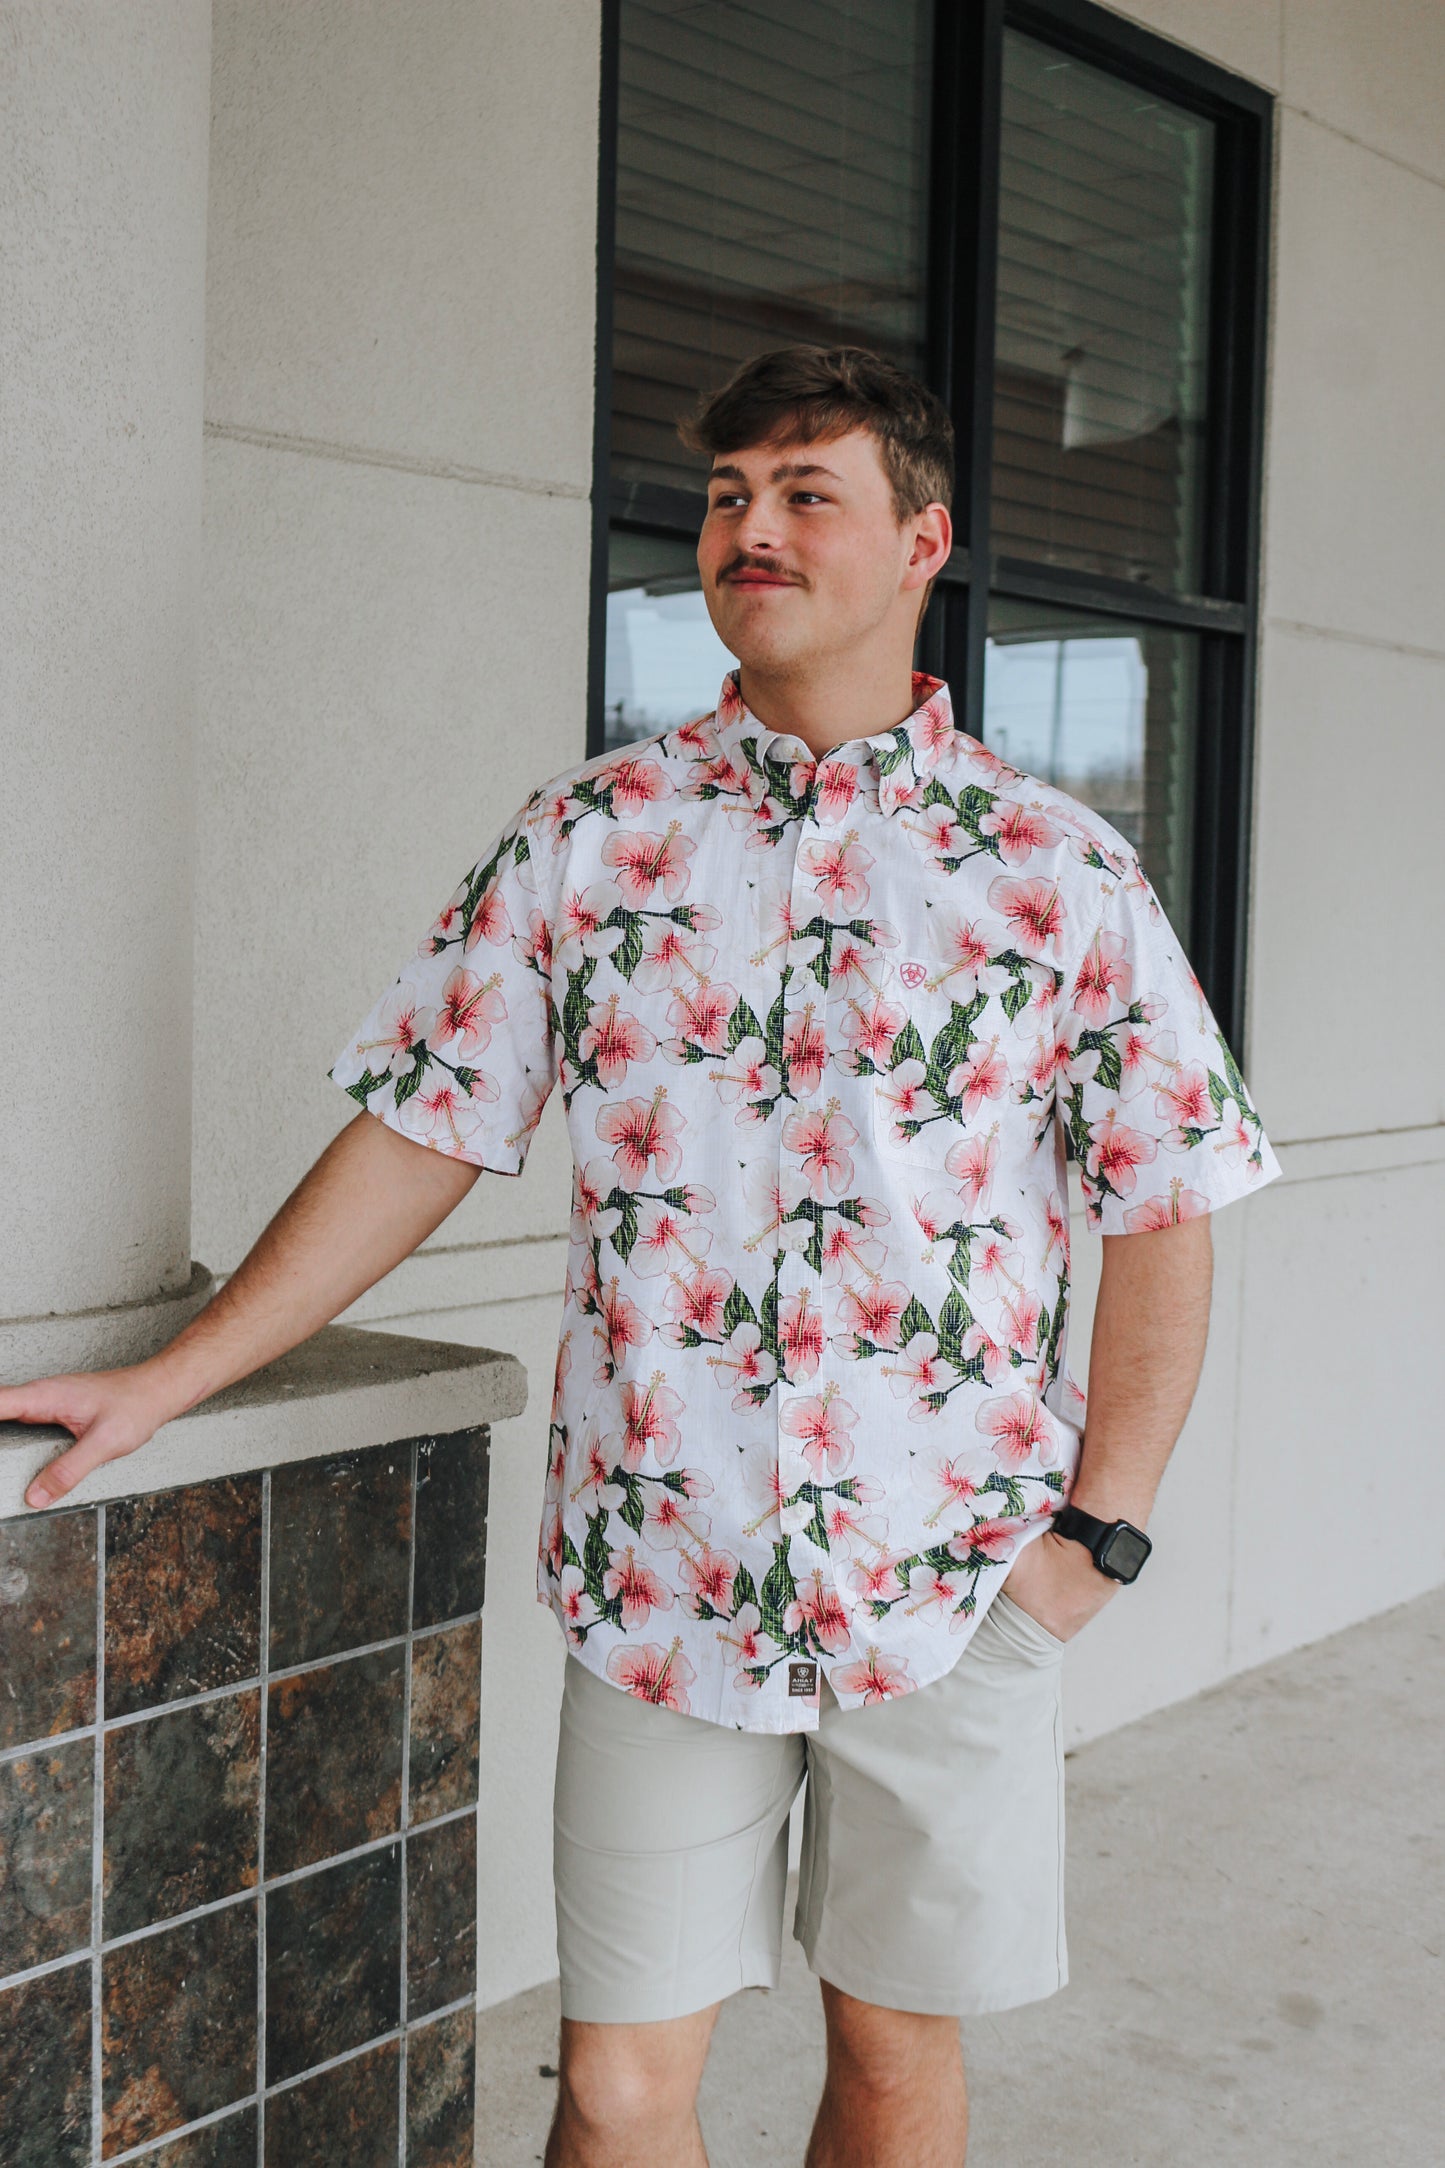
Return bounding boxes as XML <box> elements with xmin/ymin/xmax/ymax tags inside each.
<box><xmin>677</xmin><ymin>344</ymin><xmax>954</xmax><ymax>619</ymax></box>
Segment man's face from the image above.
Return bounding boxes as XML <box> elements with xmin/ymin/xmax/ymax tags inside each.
<box><xmin>696</xmin><ymin>426</ymin><xmax>944</xmax><ymax>676</ymax></box>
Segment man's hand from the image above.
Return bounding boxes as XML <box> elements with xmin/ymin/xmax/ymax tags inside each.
<box><xmin>0</xmin><ymin>1367</ymin><xmax>178</xmax><ymax>1513</ymax></box>
<box><xmin>999</xmin><ymin>1212</ymin><xmax>1215</xmax><ymax>1645</ymax></box>
<box><xmin>1001</xmin><ymin>1529</ymin><xmax>1119</xmax><ymax>1644</ymax></box>
<box><xmin>2</xmin><ymin>1112</ymin><xmax>480</xmax><ymax>1511</ymax></box>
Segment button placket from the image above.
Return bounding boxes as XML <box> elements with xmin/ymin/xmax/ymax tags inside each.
<box><xmin>774</xmin><ymin>764</ymin><xmax>835</xmax><ymax>1559</ymax></box>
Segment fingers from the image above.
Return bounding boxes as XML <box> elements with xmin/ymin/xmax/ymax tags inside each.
<box><xmin>25</xmin><ymin>1428</ymin><xmax>121</xmax><ymax>1511</ymax></box>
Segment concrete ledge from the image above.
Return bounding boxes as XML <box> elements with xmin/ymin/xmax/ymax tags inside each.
<box><xmin>0</xmin><ymin>1324</ymin><xmax>528</xmax><ymax>1518</ymax></box>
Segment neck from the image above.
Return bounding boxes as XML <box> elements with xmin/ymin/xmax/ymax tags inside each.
<box><xmin>735</xmin><ymin>650</ymin><xmax>925</xmax><ymax>757</ymax></box>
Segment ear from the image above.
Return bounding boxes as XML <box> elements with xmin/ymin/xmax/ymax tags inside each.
<box><xmin>903</xmin><ymin>502</ymin><xmax>953</xmax><ymax>589</ymax></box>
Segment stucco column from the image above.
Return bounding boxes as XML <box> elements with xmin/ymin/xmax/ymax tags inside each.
<box><xmin>0</xmin><ymin>3</ymin><xmax>215</xmax><ymax>1375</ymax></box>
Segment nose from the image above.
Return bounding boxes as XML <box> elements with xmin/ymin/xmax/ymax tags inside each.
<box><xmin>738</xmin><ymin>496</ymin><xmax>786</xmax><ymax>557</ymax></box>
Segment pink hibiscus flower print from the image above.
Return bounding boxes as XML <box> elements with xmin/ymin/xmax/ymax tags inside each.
<box><xmin>430</xmin><ymin>967</ymin><xmax>507</xmax><ymax>1060</ymax></box>
<box><xmin>918</xmin><ymin>1447</ymin><xmax>995</xmax><ymax>1527</ymax></box>
<box><xmin>397</xmin><ymin>1067</ymin><xmax>499</xmax><ymax>1151</ymax></box>
<box><xmin>555</xmin><ymin>1565</ymin><xmax>600</xmax><ymax>1646</ymax></box>
<box><xmin>944</xmin><ymin>1124</ymin><xmax>999</xmax><ymax>1214</ymax></box>
<box><xmin>463</xmin><ymin>876</ymin><xmax>514</xmax><ymax>952</ymax></box>
<box><xmin>781</xmin><ymin>1005</ymin><xmax>829</xmax><ymax>1097</ymax></box>
<box><xmin>1213</xmin><ymin>1098</ymin><xmax>1255</xmax><ymax>1167</ymax></box>
<box><xmin>717</xmin><ymin>1602</ymin><xmax>768</xmax><ymax>1678</ymax></box>
<box><xmin>1155</xmin><ymin>1061</ymin><xmax>1212</xmax><ymax>1142</ymax></box>
<box><xmin>815</xmin><ymin>757</ymin><xmax>862</xmax><ymax>822</ymax></box>
<box><xmin>1071</xmin><ymin>929</ymin><xmax>1133</xmax><ymax>1025</ymax></box>
<box><xmin>778</xmin><ymin>1287</ymin><xmax>828</xmax><ymax>1382</ymax></box>
<box><xmin>950</xmin><ymin>1516</ymin><xmax>1017</xmax><ymax>1561</ymax></box>
<box><xmin>601</xmin><ymin>821</ymin><xmax>694</xmax><ymax>907</ymax></box>
<box><xmin>679</xmin><ymin>1545</ymin><xmax>738</xmax><ymax>1617</ymax></box>
<box><xmin>840</xmin><ymin>993</ymin><xmax>906</xmax><ymax>1069</ymax></box>
<box><xmin>1086</xmin><ymin>1109</ymin><xmax>1159</xmax><ymax>1197</ymax></box>
<box><xmin>630</xmin><ymin>916</ymin><xmax>720</xmax><ymax>996</ymax></box>
<box><xmin>876</xmin><ymin>1060</ymin><xmax>939</xmax><ymax>1145</ymax></box>
<box><xmin>1124</xmin><ymin>1179</ymin><xmax>1211</xmax><ymax>1231</ymax></box>
<box><xmin>578</xmin><ymin>993</ymin><xmax>658</xmax><ymax>1086</ymax></box>
<box><xmin>783</xmin><ymin>1569</ymin><xmax>853</xmax><ymax>1655</ymax></box>
<box><xmin>834</xmin><ymin>1277</ymin><xmax>910</xmax><ymax>1353</ymax></box>
<box><xmin>976</xmin><ymin>1389</ymin><xmax>1058</xmax><ymax>1469</ymax></box>
<box><xmin>780</xmin><ymin>1386</ymin><xmax>858</xmax><ymax>1478</ymax></box>
<box><xmin>555</xmin><ymin>879</ymin><xmax>626</xmax><ymax>972</ymax></box>
<box><xmin>603</xmin><ymin>1545</ymin><xmax>675</xmax><ymax>1628</ymax></box>
<box><xmin>782</xmin><ymin>1100</ymin><xmax>859</xmax><ymax>1200</ymax></box>
<box><xmin>354</xmin><ymin>984</ymin><xmax>437</xmax><ymax>1077</ymax></box>
<box><xmin>595</xmin><ymin>1086</ymin><xmax>685</xmax><ymax>1189</ymax></box>
<box><xmin>799</xmin><ymin>833</ymin><xmax>873</xmax><ymax>914</ymax></box>
<box><xmin>706</xmin><ymin>1319</ymin><xmax>778</xmax><ymax>1407</ymax></box>
<box><xmin>569</xmin><ymin>1433</ymin><xmax>624</xmax><ymax>1514</ymax></box>
<box><xmin>612</xmin><ymin>1371</ymin><xmax>686</xmax><ymax>1470</ymax></box>
<box><xmin>644</xmin><ymin>1488</ymin><xmax>712</xmax><ymax>1550</ymax></box>
<box><xmin>831</xmin><ymin>1646</ymin><xmax>914</xmax><ymax>1704</ymax></box>
<box><xmin>665</xmin><ymin>979</ymin><xmax>738</xmax><ymax>1058</ymax></box>
<box><xmin>881</xmin><ymin>1332</ymin><xmax>961</xmax><ymax>1416</ymax></box>
<box><xmin>978</xmin><ymin>800</ymin><xmax>1062</xmax><ymax>866</ymax></box>
<box><xmin>607</xmin><ymin>754</ymin><xmax>674</xmax><ymax>820</ymax></box>
<box><xmin>986</xmin><ymin>874</ymin><xmax>1066</xmax><ymax>960</ymax></box>
<box><xmin>947</xmin><ymin>1036</ymin><xmax>1009</xmax><ymax>1115</ymax></box>
<box><xmin>606</xmin><ymin>1637</ymin><xmax>695</xmax><ymax>1713</ymax></box>
<box><xmin>847</xmin><ymin>1550</ymin><xmax>910</xmax><ymax>1604</ymax></box>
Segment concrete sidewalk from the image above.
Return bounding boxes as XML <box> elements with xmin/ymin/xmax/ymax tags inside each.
<box><xmin>475</xmin><ymin>1586</ymin><xmax>1443</xmax><ymax>2165</ymax></box>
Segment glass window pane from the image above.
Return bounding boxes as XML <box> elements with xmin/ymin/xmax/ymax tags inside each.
<box><xmin>992</xmin><ymin>30</ymin><xmax>1215</xmax><ymax>594</ymax></box>
<box><xmin>984</xmin><ymin>595</ymin><xmax>1197</xmax><ymax>935</ymax></box>
<box><xmin>605</xmin><ymin>531</ymin><xmax>737</xmax><ymax>748</ymax></box>
<box><xmin>612</xmin><ymin>0</ymin><xmax>934</xmax><ymax>495</ymax></box>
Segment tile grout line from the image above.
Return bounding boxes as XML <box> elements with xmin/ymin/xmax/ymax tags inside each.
<box><xmin>0</xmin><ymin>1606</ymin><xmax>486</xmax><ymax>1769</ymax></box>
<box><xmin>256</xmin><ymin>1469</ymin><xmax>271</xmax><ymax>2168</ymax></box>
<box><xmin>90</xmin><ymin>1503</ymin><xmax>106</xmax><ymax>2167</ymax></box>
<box><xmin>98</xmin><ymin>1994</ymin><xmax>478</xmax><ymax>2168</ymax></box>
<box><xmin>398</xmin><ymin>1438</ymin><xmax>419</xmax><ymax>2167</ymax></box>
<box><xmin>0</xmin><ymin>1603</ymin><xmax>487</xmax><ymax>1767</ymax></box>
<box><xmin>0</xmin><ymin>1799</ymin><xmax>483</xmax><ymax>1990</ymax></box>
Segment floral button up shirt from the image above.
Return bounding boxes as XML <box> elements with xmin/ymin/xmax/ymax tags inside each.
<box><xmin>330</xmin><ymin>670</ymin><xmax>1280</xmax><ymax>1733</ymax></box>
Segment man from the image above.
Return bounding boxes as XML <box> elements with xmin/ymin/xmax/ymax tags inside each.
<box><xmin>7</xmin><ymin>345</ymin><xmax>1279</xmax><ymax>2166</ymax></box>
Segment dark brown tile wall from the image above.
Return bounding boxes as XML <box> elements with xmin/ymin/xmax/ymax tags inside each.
<box><xmin>263</xmin><ymin>2036</ymin><xmax>400</xmax><ymax>2167</ymax></box>
<box><xmin>0</xmin><ymin>1507</ymin><xmax>97</xmax><ymax>1750</ymax></box>
<box><xmin>409</xmin><ymin>1619</ymin><xmax>482</xmax><ymax>1823</ymax></box>
<box><xmin>268</xmin><ymin>1449</ymin><xmax>412</xmax><ymax>1671</ymax></box>
<box><xmin>100</xmin><ymin>1901</ymin><xmax>258</xmax><ymax>2156</ymax></box>
<box><xmin>406</xmin><ymin>2005</ymin><xmax>477</xmax><ymax>2168</ymax></box>
<box><xmin>0</xmin><ymin>1425</ymin><xmax>487</xmax><ymax>2166</ymax></box>
<box><xmin>265</xmin><ymin>1648</ymin><xmax>404</xmax><ymax>1876</ymax></box>
<box><xmin>105</xmin><ymin>1478</ymin><xmax>263</xmax><ymax>1720</ymax></box>
<box><xmin>103</xmin><ymin>1692</ymin><xmax>260</xmax><ymax>1938</ymax></box>
<box><xmin>0</xmin><ymin>1737</ymin><xmax>95</xmax><ymax>1974</ymax></box>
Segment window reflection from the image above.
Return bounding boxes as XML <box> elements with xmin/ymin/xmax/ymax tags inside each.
<box><xmin>605</xmin><ymin>532</ymin><xmax>735</xmax><ymax>748</ymax></box>
<box><xmin>984</xmin><ymin>596</ymin><xmax>1197</xmax><ymax>935</ymax></box>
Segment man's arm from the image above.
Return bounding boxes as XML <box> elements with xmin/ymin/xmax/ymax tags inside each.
<box><xmin>1001</xmin><ymin>1212</ymin><xmax>1213</xmax><ymax>1640</ymax></box>
<box><xmin>1</xmin><ymin>1113</ymin><xmax>481</xmax><ymax>1510</ymax></box>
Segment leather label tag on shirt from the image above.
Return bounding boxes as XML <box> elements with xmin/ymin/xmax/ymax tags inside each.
<box><xmin>787</xmin><ymin>1660</ymin><xmax>819</xmax><ymax>1698</ymax></box>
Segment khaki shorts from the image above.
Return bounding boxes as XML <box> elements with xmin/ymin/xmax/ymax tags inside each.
<box><xmin>553</xmin><ymin>1588</ymin><xmax>1068</xmax><ymax>2022</ymax></box>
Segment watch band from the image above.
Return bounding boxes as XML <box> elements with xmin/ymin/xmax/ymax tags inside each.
<box><xmin>1052</xmin><ymin>1503</ymin><xmax>1152</xmax><ymax>1583</ymax></box>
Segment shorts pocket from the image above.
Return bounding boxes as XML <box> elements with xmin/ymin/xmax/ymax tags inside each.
<box><xmin>988</xmin><ymin>1586</ymin><xmax>1067</xmax><ymax>1660</ymax></box>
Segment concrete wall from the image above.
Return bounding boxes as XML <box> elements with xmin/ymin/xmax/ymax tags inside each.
<box><xmin>199</xmin><ymin>0</ymin><xmax>1445</xmax><ymax>2005</ymax></box>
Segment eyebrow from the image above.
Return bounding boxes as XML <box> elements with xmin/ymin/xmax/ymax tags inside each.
<box><xmin>707</xmin><ymin>461</ymin><xmax>844</xmax><ymax>487</ymax></box>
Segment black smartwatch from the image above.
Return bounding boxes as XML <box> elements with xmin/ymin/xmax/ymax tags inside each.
<box><xmin>1051</xmin><ymin>1503</ymin><xmax>1152</xmax><ymax>1584</ymax></box>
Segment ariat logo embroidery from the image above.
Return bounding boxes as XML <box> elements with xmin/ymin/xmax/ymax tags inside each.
<box><xmin>899</xmin><ymin>960</ymin><xmax>927</xmax><ymax>989</ymax></box>
<box><xmin>787</xmin><ymin>1660</ymin><xmax>819</xmax><ymax>1698</ymax></box>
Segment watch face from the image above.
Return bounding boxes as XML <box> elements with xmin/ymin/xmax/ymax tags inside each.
<box><xmin>1100</xmin><ymin>1524</ymin><xmax>1151</xmax><ymax>1582</ymax></box>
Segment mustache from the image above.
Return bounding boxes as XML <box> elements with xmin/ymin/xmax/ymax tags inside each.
<box><xmin>721</xmin><ymin>557</ymin><xmax>804</xmax><ymax>583</ymax></box>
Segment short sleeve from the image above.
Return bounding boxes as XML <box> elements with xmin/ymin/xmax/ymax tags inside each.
<box><xmin>327</xmin><ymin>793</ymin><xmax>558</xmax><ymax>1175</ymax></box>
<box><xmin>1055</xmin><ymin>854</ymin><xmax>1282</xmax><ymax>1233</ymax></box>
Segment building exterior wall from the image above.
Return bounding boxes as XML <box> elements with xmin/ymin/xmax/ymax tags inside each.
<box><xmin>198</xmin><ymin>0</ymin><xmax>1445</xmax><ymax>2006</ymax></box>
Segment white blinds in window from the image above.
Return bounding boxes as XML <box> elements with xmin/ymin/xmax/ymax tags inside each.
<box><xmin>612</xmin><ymin>0</ymin><xmax>933</xmax><ymax>495</ymax></box>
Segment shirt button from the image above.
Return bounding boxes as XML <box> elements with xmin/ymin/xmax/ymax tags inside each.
<box><xmin>779</xmin><ymin>1501</ymin><xmax>812</xmax><ymax>1536</ymax></box>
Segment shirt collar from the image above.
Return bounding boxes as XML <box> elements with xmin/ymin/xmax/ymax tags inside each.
<box><xmin>710</xmin><ymin>667</ymin><xmax>963</xmax><ymax>816</ymax></box>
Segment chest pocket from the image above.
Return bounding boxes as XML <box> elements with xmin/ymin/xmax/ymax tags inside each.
<box><xmin>870</xmin><ymin>954</ymin><xmax>1035</xmax><ymax>1172</ymax></box>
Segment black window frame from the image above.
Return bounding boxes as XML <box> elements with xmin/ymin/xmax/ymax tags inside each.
<box><xmin>587</xmin><ymin>0</ymin><xmax>1272</xmax><ymax>1052</ymax></box>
